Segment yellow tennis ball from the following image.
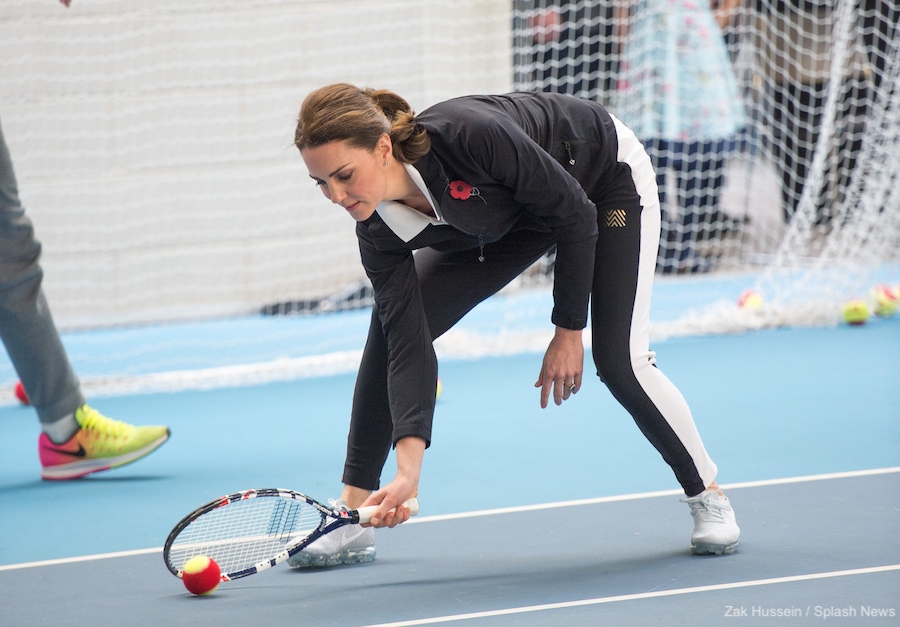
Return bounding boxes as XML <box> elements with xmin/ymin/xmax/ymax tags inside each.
<box><xmin>182</xmin><ymin>555</ymin><xmax>221</xmax><ymax>596</ymax></box>
<box><xmin>436</xmin><ymin>377</ymin><xmax>443</xmax><ymax>401</ymax></box>
<box><xmin>841</xmin><ymin>299</ymin><xmax>869</xmax><ymax>325</ymax></box>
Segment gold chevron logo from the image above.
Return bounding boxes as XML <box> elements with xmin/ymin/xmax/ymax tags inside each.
<box><xmin>605</xmin><ymin>209</ymin><xmax>626</xmax><ymax>228</ymax></box>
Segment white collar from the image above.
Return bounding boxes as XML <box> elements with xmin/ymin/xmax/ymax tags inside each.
<box><xmin>375</xmin><ymin>163</ymin><xmax>445</xmax><ymax>242</ymax></box>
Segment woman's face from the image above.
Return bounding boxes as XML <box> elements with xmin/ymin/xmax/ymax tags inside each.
<box><xmin>301</xmin><ymin>136</ymin><xmax>392</xmax><ymax>222</ymax></box>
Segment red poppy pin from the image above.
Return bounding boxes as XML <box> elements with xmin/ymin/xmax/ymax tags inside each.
<box><xmin>449</xmin><ymin>180</ymin><xmax>484</xmax><ymax>202</ymax></box>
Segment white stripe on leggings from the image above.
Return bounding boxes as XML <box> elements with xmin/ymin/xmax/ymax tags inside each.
<box><xmin>610</xmin><ymin>114</ymin><xmax>717</xmax><ymax>489</ymax></box>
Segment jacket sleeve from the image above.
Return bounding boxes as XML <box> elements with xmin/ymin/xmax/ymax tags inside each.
<box><xmin>356</xmin><ymin>221</ymin><xmax>437</xmax><ymax>448</ymax></box>
<box><xmin>461</xmin><ymin>113</ymin><xmax>598</xmax><ymax>330</ymax></box>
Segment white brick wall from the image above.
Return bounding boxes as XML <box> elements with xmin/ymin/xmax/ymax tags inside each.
<box><xmin>0</xmin><ymin>0</ymin><xmax>513</xmax><ymax>328</ymax></box>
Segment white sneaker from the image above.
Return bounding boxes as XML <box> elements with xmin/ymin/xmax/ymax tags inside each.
<box><xmin>287</xmin><ymin>501</ymin><xmax>376</xmax><ymax>568</ymax></box>
<box><xmin>682</xmin><ymin>489</ymin><xmax>740</xmax><ymax>555</ymax></box>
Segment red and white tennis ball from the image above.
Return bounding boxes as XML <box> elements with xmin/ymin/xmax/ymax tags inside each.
<box><xmin>841</xmin><ymin>299</ymin><xmax>869</xmax><ymax>325</ymax></box>
<box><xmin>182</xmin><ymin>555</ymin><xmax>221</xmax><ymax>595</ymax></box>
<box><xmin>14</xmin><ymin>381</ymin><xmax>29</xmax><ymax>405</ymax></box>
<box><xmin>737</xmin><ymin>289</ymin><xmax>763</xmax><ymax>311</ymax></box>
<box><xmin>871</xmin><ymin>285</ymin><xmax>897</xmax><ymax>318</ymax></box>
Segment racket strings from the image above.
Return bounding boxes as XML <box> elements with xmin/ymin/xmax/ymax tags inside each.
<box><xmin>168</xmin><ymin>496</ymin><xmax>324</xmax><ymax>574</ymax></box>
<box><xmin>267</xmin><ymin>498</ymin><xmax>303</xmax><ymax>541</ymax></box>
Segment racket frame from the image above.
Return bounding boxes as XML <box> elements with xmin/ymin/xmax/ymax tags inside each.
<box><xmin>163</xmin><ymin>488</ymin><xmax>418</xmax><ymax>582</ymax></box>
<box><xmin>164</xmin><ymin>488</ymin><xmax>360</xmax><ymax>582</ymax></box>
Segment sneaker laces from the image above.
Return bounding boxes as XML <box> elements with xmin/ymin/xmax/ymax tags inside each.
<box><xmin>328</xmin><ymin>498</ymin><xmax>350</xmax><ymax>513</ymax></box>
<box><xmin>76</xmin><ymin>406</ymin><xmax>131</xmax><ymax>438</ymax></box>
<box><xmin>682</xmin><ymin>493</ymin><xmax>729</xmax><ymax>523</ymax></box>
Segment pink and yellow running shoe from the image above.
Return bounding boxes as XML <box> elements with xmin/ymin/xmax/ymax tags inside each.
<box><xmin>39</xmin><ymin>404</ymin><xmax>170</xmax><ymax>480</ymax></box>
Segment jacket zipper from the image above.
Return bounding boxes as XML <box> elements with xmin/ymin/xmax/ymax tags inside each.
<box><xmin>564</xmin><ymin>141</ymin><xmax>576</xmax><ymax>165</ymax></box>
<box><xmin>478</xmin><ymin>235</ymin><xmax>485</xmax><ymax>262</ymax></box>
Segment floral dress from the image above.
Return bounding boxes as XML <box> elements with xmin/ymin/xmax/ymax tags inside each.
<box><xmin>612</xmin><ymin>0</ymin><xmax>745</xmax><ymax>142</ymax></box>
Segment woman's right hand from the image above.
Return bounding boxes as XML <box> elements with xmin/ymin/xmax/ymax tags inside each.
<box><xmin>360</xmin><ymin>436</ymin><xmax>424</xmax><ymax>527</ymax></box>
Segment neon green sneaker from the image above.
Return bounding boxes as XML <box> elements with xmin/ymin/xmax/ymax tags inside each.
<box><xmin>39</xmin><ymin>404</ymin><xmax>170</xmax><ymax>480</ymax></box>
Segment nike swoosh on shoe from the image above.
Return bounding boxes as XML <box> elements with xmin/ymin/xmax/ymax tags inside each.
<box><xmin>341</xmin><ymin>527</ymin><xmax>369</xmax><ymax>547</ymax></box>
<box><xmin>46</xmin><ymin>444</ymin><xmax>87</xmax><ymax>458</ymax></box>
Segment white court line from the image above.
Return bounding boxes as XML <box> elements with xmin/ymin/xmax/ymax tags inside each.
<box><xmin>401</xmin><ymin>465</ymin><xmax>900</xmax><ymax>524</ymax></box>
<box><xmin>362</xmin><ymin>565</ymin><xmax>900</xmax><ymax>627</ymax></box>
<box><xmin>0</xmin><ymin>547</ymin><xmax>161</xmax><ymax>572</ymax></box>
<box><xmin>1</xmin><ymin>466</ymin><xmax>897</xmax><ymax>573</ymax></box>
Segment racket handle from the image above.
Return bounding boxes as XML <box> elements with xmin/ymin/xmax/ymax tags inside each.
<box><xmin>356</xmin><ymin>498</ymin><xmax>420</xmax><ymax>524</ymax></box>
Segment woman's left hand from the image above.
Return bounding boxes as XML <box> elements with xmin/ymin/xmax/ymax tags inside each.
<box><xmin>535</xmin><ymin>327</ymin><xmax>584</xmax><ymax>408</ymax></box>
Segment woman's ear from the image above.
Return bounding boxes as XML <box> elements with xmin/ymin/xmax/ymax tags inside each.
<box><xmin>378</xmin><ymin>133</ymin><xmax>393</xmax><ymax>163</ymax></box>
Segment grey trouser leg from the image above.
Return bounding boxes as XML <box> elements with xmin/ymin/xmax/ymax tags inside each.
<box><xmin>0</xmin><ymin>116</ymin><xmax>84</xmax><ymax>424</ymax></box>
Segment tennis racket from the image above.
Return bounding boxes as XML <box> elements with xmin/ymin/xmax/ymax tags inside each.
<box><xmin>163</xmin><ymin>488</ymin><xmax>419</xmax><ymax>582</ymax></box>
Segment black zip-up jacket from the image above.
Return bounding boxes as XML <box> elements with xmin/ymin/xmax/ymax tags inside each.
<box><xmin>355</xmin><ymin>92</ymin><xmax>620</xmax><ymax>446</ymax></box>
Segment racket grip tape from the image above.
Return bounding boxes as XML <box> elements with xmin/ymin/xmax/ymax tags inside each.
<box><xmin>355</xmin><ymin>498</ymin><xmax>420</xmax><ymax>524</ymax></box>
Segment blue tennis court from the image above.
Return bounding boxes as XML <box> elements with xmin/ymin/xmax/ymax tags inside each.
<box><xmin>2</xmin><ymin>295</ymin><xmax>898</xmax><ymax>626</ymax></box>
